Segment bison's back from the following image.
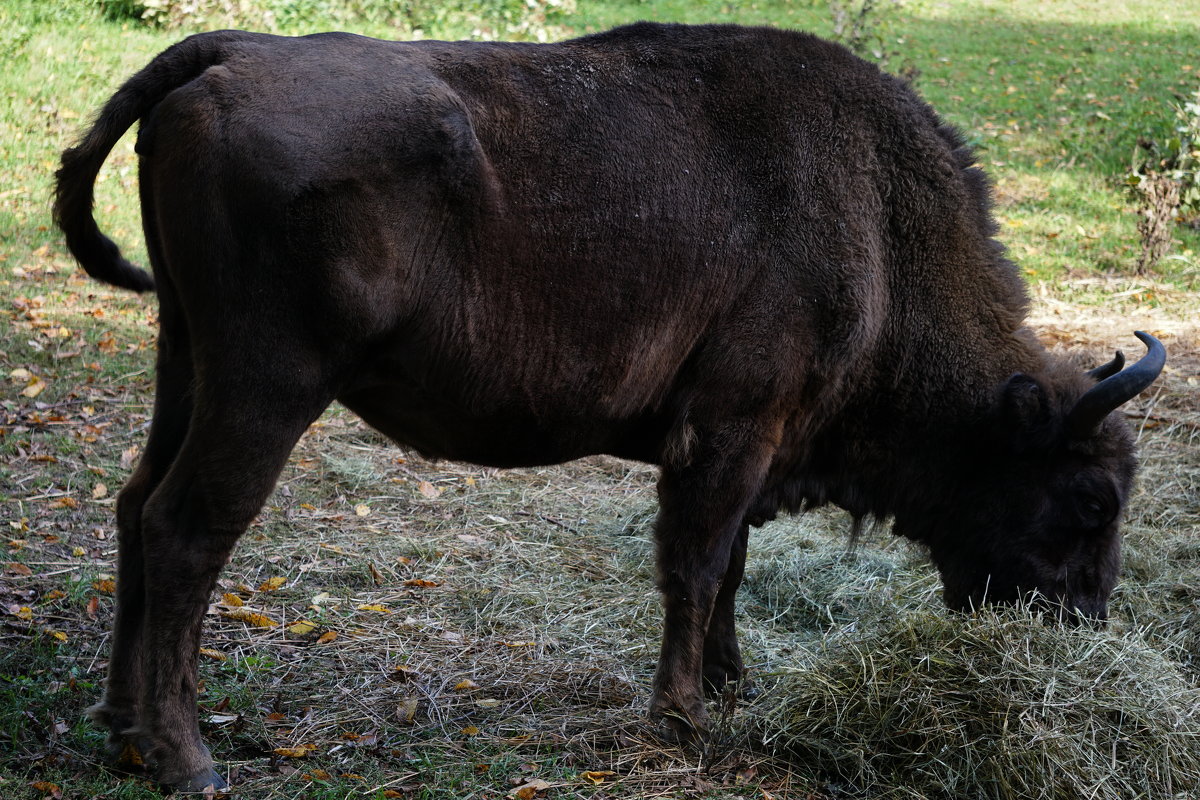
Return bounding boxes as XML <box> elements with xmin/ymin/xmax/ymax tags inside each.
<box><xmin>137</xmin><ymin>23</ymin><xmax>1025</xmax><ymax>465</ymax></box>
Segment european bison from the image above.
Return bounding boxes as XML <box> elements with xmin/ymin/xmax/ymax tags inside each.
<box><xmin>55</xmin><ymin>22</ymin><xmax>1164</xmax><ymax>790</ymax></box>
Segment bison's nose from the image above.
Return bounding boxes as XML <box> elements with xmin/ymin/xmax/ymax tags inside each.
<box><xmin>1058</xmin><ymin>599</ymin><xmax>1108</xmax><ymax>628</ymax></box>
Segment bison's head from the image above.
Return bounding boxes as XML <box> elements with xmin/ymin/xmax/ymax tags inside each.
<box><xmin>925</xmin><ymin>331</ymin><xmax>1165</xmax><ymax>623</ymax></box>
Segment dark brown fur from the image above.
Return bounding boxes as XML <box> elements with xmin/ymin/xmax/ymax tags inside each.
<box><xmin>55</xmin><ymin>23</ymin><xmax>1156</xmax><ymax>790</ymax></box>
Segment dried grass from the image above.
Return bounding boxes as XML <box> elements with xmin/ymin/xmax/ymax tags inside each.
<box><xmin>748</xmin><ymin>606</ymin><xmax>1200</xmax><ymax>800</ymax></box>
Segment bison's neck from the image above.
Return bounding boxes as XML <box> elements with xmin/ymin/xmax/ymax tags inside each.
<box><xmin>764</xmin><ymin>321</ymin><xmax>1048</xmax><ymax>531</ymax></box>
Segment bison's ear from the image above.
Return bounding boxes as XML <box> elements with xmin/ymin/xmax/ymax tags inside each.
<box><xmin>1001</xmin><ymin>374</ymin><xmax>1046</xmax><ymax>423</ymax></box>
<box><xmin>998</xmin><ymin>374</ymin><xmax>1051</xmax><ymax>447</ymax></box>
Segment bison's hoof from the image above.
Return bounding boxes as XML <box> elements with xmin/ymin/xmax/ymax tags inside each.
<box><xmin>165</xmin><ymin>766</ymin><xmax>228</xmax><ymax>794</ymax></box>
<box><xmin>648</xmin><ymin>708</ymin><xmax>708</xmax><ymax>746</ymax></box>
<box><xmin>702</xmin><ymin>665</ymin><xmax>744</xmax><ymax>698</ymax></box>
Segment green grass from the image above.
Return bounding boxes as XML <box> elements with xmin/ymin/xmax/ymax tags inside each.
<box><xmin>2</xmin><ymin>2</ymin><xmax>1199</xmax><ymax>799</ymax></box>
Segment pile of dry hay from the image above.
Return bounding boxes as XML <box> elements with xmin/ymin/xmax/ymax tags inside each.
<box><xmin>747</xmin><ymin>604</ymin><xmax>1200</xmax><ymax>799</ymax></box>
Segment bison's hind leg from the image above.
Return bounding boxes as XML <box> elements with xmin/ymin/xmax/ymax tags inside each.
<box><xmin>90</xmin><ymin>309</ymin><xmax>195</xmax><ymax>772</ymax></box>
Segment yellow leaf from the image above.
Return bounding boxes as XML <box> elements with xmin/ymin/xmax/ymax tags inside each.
<box><xmin>92</xmin><ymin>579</ymin><xmax>116</xmax><ymax>594</ymax></box>
<box><xmin>305</xmin><ymin>768</ymin><xmax>331</xmax><ymax>781</ymax></box>
<box><xmin>354</xmin><ymin>503</ymin><xmax>370</xmax><ymax>517</ymax></box>
<box><xmin>220</xmin><ymin>608</ymin><xmax>279</xmax><ymax>628</ymax></box>
<box><xmin>258</xmin><ymin>576</ymin><xmax>286</xmax><ymax>592</ymax></box>
<box><xmin>49</xmin><ymin>496</ymin><xmax>78</xmax><ymax>509</ymax></box>
<box><xmin>15</xmin><ymin>606</ymin><xmax>33</xmax><ymax>620</ymax></box>
<box><xmin>221</xmin><ymin>592</ymin><xmax>244</xmax><ymax>607</ymax></box>
<box><xmin>288</xmin><ymin>620</ymin><xmax>317</xmax><ymax>635</ymax></box>
<box><xmin>396</xmin><ymin>698</ymin><xmax>418</xmax><ymax>724</ymax></box>
<box><xmin>356</xmin><ymin>603</ymin><xmax>390</xmax><ymax>613</ymax></box>
<box><xmin>44</xmin><ymin>589</ymin><xmax>66</xmax><ymax>601</ymax></box>
<box><xmin>509</xmin><ymin>779</ymin><xmax>551</xmax><ymax>799</ymax></box>
<box><xmin>72</xmin><ymin>546</ymin><xmax>86</xmax><ymax>557</ymax></box>
<box><xmin>119</xmin><ymin>445</ymin><xmax>140</xmax><ymax>470</ymax></box>
<box><xmin>581</xmin><ymin>770</ymin><xmax>615</xmax><ymax>785</ymax></box>
<box><xmin>403</xmin><ymin>579</ymin><xmax>440</xmax><ymax>588</ymax></box>
<box><xmin>199</xmin><ymin>647</ymin><xmax>227</xmax><ymax>661</ymax></box>
<box><xmin>315</xmin><ymin>630</ymin><xmax>338</xmax><ymax>645</ymax></box>
<box><xmin>461</xmin><ymin>725</ymin><xmax>480</xmax><ymax>736</ymax></box>
<box><xmin>47</xmin><ymin>629</ymin><xmax>67</xmax><ymax>642</ymax></box>
<box><xmin>453</xmin><ymin>679</ymin><xmax>479</xmax><ymax>691</ymax></box>
<box><xmin>300</xmin><ymin>502</ymin><xmax>317</xmax><ymax>511</ymax></box>
<box><xmin>273</xmin><ymin>744</ymin><xmax>317</xmax><ymax>758</ymax></box>
<box><xmin>383</xmin><ymin>792</ymin><xmax>403</xmax><ymax>799</ymax></box>
<box><xmin>21</xmin><ymin>377</ymin><xmax>46</xmax><ymax>398</ymax></box>
<box><xmin>392</xmin><ymin>664</ymin><xmax>419</xmax><ymax>681</ymax></box>
<box><xmin>117</xmin><ymin>740</ymin><xmax>144</xmax><ymax>767</ymax></box>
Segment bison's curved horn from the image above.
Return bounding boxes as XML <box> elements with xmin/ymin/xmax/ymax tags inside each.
<box><xmin>1066</xmin><ymin>331</ymin><xmax>1166</xmax><ymax>439</ymax></box>
<box><xmin>1086</xmin><ymin>350</ymin><xmax>1124</xmax><ymax>381</ymax></box>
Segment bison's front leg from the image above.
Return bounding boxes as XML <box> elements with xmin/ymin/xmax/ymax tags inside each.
<box><xmin>649</xmin><ymin>422</ymin><xmax>773</xmax><ymax>741</ymax></box>
<box><xmin>702</xmin><ymin>522</ymin><xmax>750</xmax><ymax>696</ymax></box>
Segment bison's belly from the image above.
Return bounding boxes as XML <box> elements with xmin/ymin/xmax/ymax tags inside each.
<box><xmin>336</xmin><ymin>380</ymin><xmax>668</xmax><ymax>467</ymax></box>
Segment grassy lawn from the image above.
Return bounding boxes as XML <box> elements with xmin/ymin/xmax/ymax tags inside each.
<box><xmin>1</xmin><ymin>1</ymin><xmax>1198</xmax><ymax>799</ymax></box>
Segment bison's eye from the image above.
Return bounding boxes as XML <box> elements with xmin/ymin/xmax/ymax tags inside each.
<box><xmin>1074</xmin><ymin>493</ymin><xmax>1114</xmax><ymax>530</ymax></box>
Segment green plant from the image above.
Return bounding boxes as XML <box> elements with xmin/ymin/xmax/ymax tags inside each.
<box><xmin>1127</xmin><ymin>85</ymin><xmax>1200</xmax><ymax>273</ymax></box>
<box><xmin>828</xmin><ymin>0</ymin><xmax>911</xmax><ymax>67</ymax></box>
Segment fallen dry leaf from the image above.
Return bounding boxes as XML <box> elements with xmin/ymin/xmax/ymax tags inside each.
<box><xmin>273</xmin><ymin>744</ymin><xmax>317</xmax><ymax>758</ymax></box>
<box><xmin>403</xmin><ymin>578</ymin><xmax>440</xmax><ymax>588</ymax></box>
<box><xmin>5</xmin><ymin>562</ymin><xmax>33</xmax><ymax>576</ymax></box>
<box><xmin>581</xmin><ymin>771</ymin><xmax>616</xmax><ymax>785</ymax></box>
<box><xmin>220</xmin><ymin>592</ymin><xmax>244</xmax><ymax>607</ymax></box>
<box><xmin>288</xmin><ymin>620</ymin><xmax>317</xmax><ymax>635</ymax></box>
<box><xmin>417</xmin><ymin>480</ymin><xmax>440</xmax><ymax>499</ymax></box>
<box><xmin>30</xmin><ymin>781</ymin><xmax>62</xmax><ymax>799</ymax></box>
<box><xmin>21</xmin><ymin>376</ymin><xmax>46</xmax><ymax>398</ymax></box>
<box><xmin>354</xmin><ymin>503</ymin><xmax>370</xmax><ymax>517</ymax></box>
<box><xmin>258</xmin><ymin>576</ymin><xmax>286</xmax><ymax>592</ymax></box>
<box><xmin>92</xmin><ymin>482</ymin><xmax>108</xmax><ymax>499</ymax></box>
<box><xmin>119</xmin><ymin>445</ymin><xmax>140</xmax><ymax>470</ymax></box>
<box><xmin>509</xmin><ymin>779</ymin><xmax>552</xmax><ymax>799</ymax></box>
<box><xmin>220</xmin><ymin>608</ymin><xmax>279</xmax><ymax>628</ymax></box>
<box><xmin>315</xmin><ymin>630</ymin><xmax>338</xmax><ymax>645</ymax></box>
<box><xmin>454</xmin><ymin>679</ymin><xmax>479</xmax><ymax>691</ymax></box>
<box><xmin>396</xmin><ymin>698</ymin><xmax>419</xmax><ymax>724</ymax></box>
<box><xmin>356</xmin><ymin>603</ymin><xmax>390</xmax><ymax>613</ymax></box>
<box><xmin>199</xmin><ymin>648</ymin><xmax>227</xmax><ymax>661</ymax></box>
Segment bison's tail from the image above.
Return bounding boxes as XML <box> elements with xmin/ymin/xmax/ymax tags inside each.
<box><xmin>53</xmin><ymin>32</ymin><xmax>242</xmax><ymax>292</ymax></box>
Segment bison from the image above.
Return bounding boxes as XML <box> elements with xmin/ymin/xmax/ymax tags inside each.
<box><xmin>55</xmin><ymin>22</ymin><xmax>1164</xmax><ymax>791</ymax></box>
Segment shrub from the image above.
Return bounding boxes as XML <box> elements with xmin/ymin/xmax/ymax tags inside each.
<box><xmin>1127</xmin><ymin>86</ymin><xmax>1200</xmax><ymax>273</ymax></box>
<box><xmin>97</xmin><ymin>0</ymin><xmax>576</xmax><ymax>40</ymax></box>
